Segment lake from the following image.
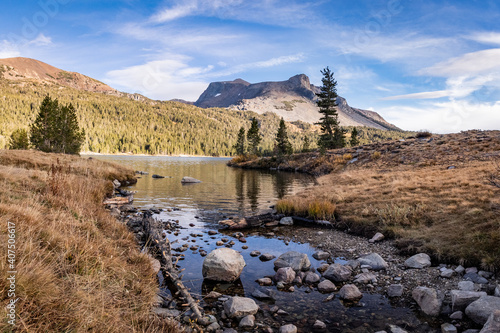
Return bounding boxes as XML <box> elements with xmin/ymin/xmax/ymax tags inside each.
<box><xmin>92</xmin><ymin>155</ymin><xmax>437</xmax><ymax>332</ymax></box>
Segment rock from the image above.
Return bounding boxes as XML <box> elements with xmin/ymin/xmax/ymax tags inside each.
<box><xmin>216</xmin><ymin>241</ymin><xmax>224</xmax><ymax>246</ymax></box>
<box><xmin>441</xmin><ymin>323</ymin><xmax>457</xmax><ymax>333</ymax></box>
<box><xmin>458</xmin><ymin>281</ymin><xmax>477</xmax><ymax>291</ymax></box>
<box><xmin>387</xmin><ymin>325</ymin><xmax>408</xmax><ymax>333</ymax></box>
<box><xmin>323</xmin><ymin>263</ymin><xmax>352</xmax><ymax>282</ymax></box>
<box><xmin>148</xmin><ymin>255</ymin><xmax>161</xmax><ymax>274</ymax></box>
<box><xmin>357</xmin><ymin>253</ymin><xmax>388</xmax><ymax>270</ymax></box>
<box><xmin>112</xmin><ymin>179</ymin><xmax>121</xmax><ymax>188</ymax></box>
<box><xmin>250</xmin><ymin>250</ymin><xmax>261</xmax><ymax>257</ymax></box>
<box><xmin>339</xmin><ymin>284</ymin><xmax>363</xmax><ymax>301</ymax></box>
<box><xmin>455</xmin><ymin>265</ymin><xmax>465</xmax><ymax>274</ymax></box>
<box><xmin>152</xmin><ymin>174</ymin><xmax>165</xmax><ymax>178</ymax></box>
<box><xmin>251</xmin><ymin>288</ymin><xmax>275</xmax><ymax>301</ymax></box>
<box><xmin>451</xmin><ymin>290</ymin><xmax>487</xmax><ymax>311</ymax></box>
<box><xmin>275</xmin><ymin>267</ymin><xmax>296</xmax><ymax>284</ymax></box>
<box><xmin>354</xmin><ymin>272</ymin><xmax>377</xmax><ymax>284</ymax></box>
<box><xmin>405</xmin><ymin>253</ymin><xmax>431</xmax><ymax>269</ymax></box>
<box><xmin>412</xmin><ymin>286</ymin><xmax>443</xmax><ymax>317</ymax></box>
<box><xmin>152</xmin><ymin>308</ymin><xmax>181</xmax><ymax>318</ymax></box>
<box><xmin>369</xmin><ymin>232</ymin><xmax>385</xmax><ymax>243</ymax></box>
<box><xmin>464</xmin><ymin>272</ymin><xmax>489</xmax><ymax>284</ymax></box>
<box><xmin>304</xmin><ymin>272</ymin><xmax>321</xmax><ymax>284</ymax></box>
<box><xmin>206</xmin><ymin>322</ymin><xmax>220</xmax><ymax>332</ymax></box>
<box><xmin>181</xmin><ymin>176</ymin><xmax>201</xmax><ymax>183</ymax></box>
<box><xmin>279</xmin><ymin>217</ymin><xmax>294</xmax><ymax>225</ymax></box>
<box><xmin>465</xmin><ymin>296</ymin><xmax>500</xmax><ymax>325</ymax></box>
<box><xmin>480</xmin><ymin>310</ymin><xmax>500</xmax><ymax>333</ymax></box>
<box><xmin>292</xmin><ymin>275</ymin><xmax>302</xmax><ymax>284</ymax></box>
<box><xmin>495</xmin><ymin>284</ymin><xmax>500</xmax><ymax>297</ymax></box>
<box><xmin>205</xmin><ymin>291</ymin><xmax>222</xmax><ymax>299</ymax></box>
<box><xmin>462</xmin><ymin>330</ymin><xmax>480</xmax><ymax>333</ymax></box>
<box><xmin>450</xmin><ymin>311</ymin><xmax>463</xmax><ymax>320</ymax></box>
<box><xmin>466</xmin><ymin>267</ymin><xmax>478</xmax><ymax>274</ymax></box>
<box><xmin>313</xmin><ymin>320</ymin><xmax>326</xmax><ymax>330</ymax></box>
<box><xmin>317</xmin><ymin>263</ymin><xmax>329</xmax><ymax>273</ymax></box>
<box><xmin>387</xmin><ymin>284</ymin><xmax>404</xmax><ymax>297</ymax></box>
<box><xmin>279</xmin><ymin>324</ymin><xmax>297</xmax><ymax>333</ymax></box>
<box><xmin>274</xmin><ymin>251</ymin><xmax>311</xmax><ymax>271</ymax></box>
<box><xmin>224</xmin><ymin>296</ymin><xmax>259</xmax><ymax>319</ymax></box>
<box><xmin>208</xmin><ymin>230</ymin><xmax>217</xmax><ymax>235</ymax></box>
<box><xmin>223</xmin><ymin>329</ymin><xmax>237</xmax><ymax>333</ymax></box>
<box><xmin>317</xmin><ymin>280</ymin><xmax>337</xmax><ymax>293</ymax></box>
<box><xmin>259</xmin><ymin>253</ymin><xmax>276</xmax><ymax>261</ymax></box>
<box><xmin>202</xmin><ymin>248</ymin><xmax>246</xmax><ymax>282</ymax></box>
<box><xmin>239</xmin><ymin>314</ymin><xmax>255</xmax><ymax>328</ymax></box>
<box><xmin>257</xmin><ymin>277</ymin><xmax>273</xmax><ymax>286</ymax></box>
<box><xmin>312</xmin><ymin>251</ymin><xmax>330</xmax><ymax>260</ymax></box>
<box><xmin>441</xmin><ymin>268</ymin><xmax>455</xmax><ymax>278</ymax></box>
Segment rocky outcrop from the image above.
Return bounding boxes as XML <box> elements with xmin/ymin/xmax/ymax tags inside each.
<box><xmin>195</xmin><ymin>74</ymin><xmax>399</xmax><ymax>130</ymax></box>
<box><xmin>202</xmin><ymin>248</ymin><xmax>245</xmax><ymax>282</ymax></box>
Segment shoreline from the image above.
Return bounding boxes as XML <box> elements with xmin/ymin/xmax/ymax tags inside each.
<box><xmin>81</xmin><ymin>151</ymin><xmax>232</xmax><ymax>158</ymax></box>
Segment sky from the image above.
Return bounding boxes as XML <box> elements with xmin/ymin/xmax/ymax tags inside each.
<box><xmin>1</xmin><ymin>0</ymin><xmax>500</xmax><ymax>133</ymax></box>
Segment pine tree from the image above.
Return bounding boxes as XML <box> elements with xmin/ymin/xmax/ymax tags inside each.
<box><xmin>350</xmin><ymin>127</ymin><xmax>360</xmax><ymax>147</ymax></box>
<box><xmin>234</xmin><ymin>127</ymin><xmax>246</xmax><ymax>155</ymax></box>
<box><xmin>302</xmin><ymin>136</ymin><xmax>311</xmax><ymax>152</ymax></box>
<box><xmin>247</xmin><ymin>118</ymin><xmax>261</xmax><ymax>155</ymax></box>
<box><xmin>9</xmin><ymin>128</ymin><xmax>29</xmax><ymax>149</ymax></box>
<box><xmin>315</xmin><ymin>67</ymin><xmax>346</xmax><ymax>151</ymax></box>
<box><xmin>275</xmin><ymin>118</ymin><xmax>293</xmax><ymax>155</ymax></box>
<box><xmin>30</xmin><ymin>95</ymin><xmax>85</xmax><ymax>154</ymax></box>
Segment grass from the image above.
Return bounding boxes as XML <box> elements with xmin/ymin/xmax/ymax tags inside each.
<box><xmin>276</xmin><ymin>198</ymin><xmax>336</xmax><ymax>221</ymax></box>
<box><xmin>0</xmin><ymin>150</ymin><xmax>179</xmax><ymax>332</ymax></box>
<box><xmin>274</xmin><ymin>130</ymin><xmax>500</xmax><ymax>270</ymax></box>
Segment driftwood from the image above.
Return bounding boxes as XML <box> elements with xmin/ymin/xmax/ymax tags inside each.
<box><xmin>103</xmin><ymin>195</ymin><xmax>133</xmax><ymax>205</ymax></box>
<box><xmin>219</xmin><ymin>213</ymin><xmax>284</xmax><ymax>229</ymax></box>
<box><xmin>142</xmin><ymin>213</ymin><xmax>203</xmax><ymax>321</ymax></box>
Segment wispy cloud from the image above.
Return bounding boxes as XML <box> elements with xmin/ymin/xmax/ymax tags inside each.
<box><xmin>0</xmin><ymin>40</ymin><xmax>21</xmax><ymax>58</ymax></box>
<box><xmin>467</xmin><ymin>31</ymin><xmax>500</xmax><ymax>45</ymax></box>
<box><xmin>28</xmin><ymin>33</ymin><xmax>53</xmax><ymax>46</ymax></box>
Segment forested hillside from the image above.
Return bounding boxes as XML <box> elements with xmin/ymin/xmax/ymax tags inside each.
<box><xmin>0</xmin><ymin>78</ymin><xmax>412</xmax><ymax>156</ymax></box>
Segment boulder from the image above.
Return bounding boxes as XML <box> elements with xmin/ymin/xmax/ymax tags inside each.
<box><xmin>480</xmin><ymin>310</ymin><xmax>500</xmax><ymax>333</ymax></box>
<box><xmin>279</xmin><ymin>217</ymin><xmax>294</xmax><ymax>225</ymax></box>
<box><xmin>317</xmin><ymin>280</ymin><xmax>337</xmax><ymax>293</ymax></box>
<box><xmin>441</xmin><ymin>323</ymin><xmax>457</xmax><ymax>333</ymax></box>
<box><xmin>464</xmin><ymin>273</ymin><xmax>489</xmax><ymax>284</ymax></box>
<box><xmin>412</xmin><ymin>286</ymin><xmax>443</xmax><ymax>317</ymax></box>
<box><xmin>353</xmin><ymin>272</ymin><xmax>377</xmax><ymax>284</ymax></box>
<box><xmin>181</xmin><ymin>176</ymin><xmax>201</xmax><ymax>183</ymax></box>
<box><xmin>369</xmin><ymin>232</ymin><xmax>385</xmax><ymax>243</ymax></box>
<box><xmin>312</xmin><ymin>251</ymin><xmax>330</xmax><ymax>260</ymax></box>
<box><xmin>112</xmin><ymin>179</ymin><xmax>121</xmax><ymax>188</ymax></box>
<box><xmin>224</xmin><ymin>296</ymin><xmax>259</xmax><ymax>319</ymax></box>
<box><xmin>239</xmin><ymin>315</ymin><xmax>255</xmax><ymax>329</ymax></box>
<box><xmin>458</xmin><ymin>281</ymin><xmax>478</xmax><ymax>291</ymax></box>
<box><xmin>304</xmin><ymin>272</ymin><xmax>321</xmax><ymax>284</ymax></box>
<box><xmin>387</xmin><ymin>284</ymin><xmax>404</xmax><ymax>297</ymax></box>
<box><xmin>250</xmin><ymin>250</ymin><xmax>261</xmax><ymax>257</ymax></box>
<box><xmin>257</xmin><ymin>277</ymin><xmax>273</xmax><ymax>286</ymax></box>
<box><xmin>357</xmin><ymin>253</ymin><xmax>388</xmax><ymax>270</ymax></box>
<box><xmin>440</xmin><ymin>268</ymin><xmax>455</xmax><ymax>278</ymax></box>
<box><xmin>450</xmin><ymin>311</ymin><xmax>463</xmax><ymax>320</ymax></box>
<box><xmin>279</xmin><ymin>324</ymin><xmax>297</xmax><ymax>333</ymax></box>
<box><xmin>405</xmin><ymin>253</ymin><xmax>431</xmax><ymax>269</ymax></box>
<box><xmin>323</xmin><ymin>263</ymin><xmax>352</xmax><ymax>282</ymax></box>
<box><xmin>313</xmin><ymin>320</ymin><xmax>326</xmax><ymax>330</ymax></box>
<box><xmin>274</xmin><ymin>251</ymin><xmax>311</xmax><ymax>271</ymax></box>
<box><xmin>451</xmin><ymin>290</ymin><xmax>487</xmax><ymax>311</ymax></box>
<box><xmin>465</xmin><ymin>296</ymin><xmax>500</xmax><ymax>325</ymax></box>
<box><xmin>259</xmin><ymin>253</ymin><xmax>276</xmax><ymax>261</ymax></box>
<box><xmin>339</xmin><ymin>284</ymin><xmax>363</xmax><ymax>301</ymax></box>
<box><xmin>274</xmin><ymin>267</ymin><xmax>296</xmax><ymax>284</ymax></box>
<box><xmin>495</xmin><ymin>284</ymin><xmax>500</xmax><ymax>297</ymax></box>
<box><xmin>202</xmin><ymin>248</ymin><xmax>245</xmax><ymax>282</ymax></box>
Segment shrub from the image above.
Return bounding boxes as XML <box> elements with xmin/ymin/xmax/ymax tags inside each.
<box><xmin>371</xmin><ymin>151</ymin><xmax>381</xmax><ymax>159</ymax></box>
<box><xmin>416</xmin><ymin>130</ymin><xmax>432</xmax><ymax>138</ymax></box>
<box><xmin>9</xmin><ymin>128</ymin><xmax>29</xmax><ymax>149</ymax></box>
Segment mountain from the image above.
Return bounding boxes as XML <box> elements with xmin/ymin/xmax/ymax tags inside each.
<box><xmin>195</xmin><ymin>74</ymin><xmax>400</xmax><ymax>131</ymax></box>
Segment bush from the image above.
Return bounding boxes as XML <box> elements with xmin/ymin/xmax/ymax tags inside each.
<box><xmin>9</xmin><ymin>128</ymin><xmax>29</xmax><ymax>149</ymax></box>
<box><xmin>416</xmin><ymin>130</ymin><xmax>432</xmax><ymax>138</ymax></box>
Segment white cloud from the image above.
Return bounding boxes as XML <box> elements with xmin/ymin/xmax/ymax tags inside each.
<box><xmin>468</xmin><ymin>32</ymin><xmax>500</xmax><ymax>46</ymax></box>
<box><xmin>0</xmin><ymin>40</ymin><xmax>21</xmax><ymax>58</ymax></box>
<box><xmin>105</xmin><ymin>56</ymin><xmax>211</xmax><ymax>101</ymax></box>
<box><xmin>384</xmin><ymin>100</ymin><xmax>500</xmax><ymax>133</ymax></box>
<box><xmin>28</xmin><ymin>33</ymin><xmax>53</xmax><ymax>46</ymax></box>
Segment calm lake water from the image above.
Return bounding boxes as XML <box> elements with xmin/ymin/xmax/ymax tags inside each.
<box><xmin>92</xmin><ymin>155</ymin><xmax>438</xmax><ymax>332</ymax></box>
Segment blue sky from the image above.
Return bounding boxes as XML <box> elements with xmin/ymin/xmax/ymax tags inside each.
<box><xmin>1</xmin><ymin>0</ymin><xmax>500</xmax><ymax>133</ymax></box>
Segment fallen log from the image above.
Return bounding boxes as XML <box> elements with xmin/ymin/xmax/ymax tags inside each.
<box><xmin>219</xmin><ymin>212</ymin><xmax>284</xmax><ymax>229</ymax></box>
<box><xmin>103</xmin><ymin>195</ymin><xmax>133</xmax><ymax>205</ymax></box>
<box><xmin>141</xmin><ymin>213</ymin><xmax>203</xmax><ymax>321</ymax></box>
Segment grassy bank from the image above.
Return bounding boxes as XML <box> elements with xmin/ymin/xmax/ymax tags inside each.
<box><xmin>0</xmin><ymin>150</ymin><xmax>178</xmax><ymax>332</ymax></box>
<box><xmin>247</xmin><ymin>130</ymin><xmax>500</xmax><ymax>270</ymax></box>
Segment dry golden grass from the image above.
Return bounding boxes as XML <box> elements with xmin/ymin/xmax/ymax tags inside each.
<box><xmin>276</xmin><ymin>198</ymin><xmax>336</xmax><ymax>220</ymax></box>
<box><xmin>278</xmin><ymin>130</ymin><xmax>500</xmax><ymax>270</ymax></box>
<box><xmin>0</xmin><ymin>150</ymin><xmax>179</xmax><ymax>332</ymax></box>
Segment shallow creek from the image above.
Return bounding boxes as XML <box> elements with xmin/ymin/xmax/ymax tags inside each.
<box><xmin>94</xmin><ymin>155</ymin><xmax>440</xmax><ymax>332</ymax></box>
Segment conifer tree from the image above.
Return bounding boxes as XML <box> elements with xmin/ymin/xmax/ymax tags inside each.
<box><xmin>9</xmin><ymin>128</ymin><xmax>29</xmax><ymax>149</ymax></box>
<box><xmin>350</xmin><ymin>127</ymin><xmax>360</xmax><ymax>146</ymax></box>
<box><xmin>234</xmin><ymin>127</ymin><xmax>246</xmax><ymax>155</ymax></box>
<box><xmin>302</xmin><ymin>136</ymin><xmax>311</xmax><ymax>152</ymax></box>
<box><xmin>315</xmin><ymin>67</ymin><xmax>346</xmax><ymax>151</ymax></box>
<box><xmin>247</xmin><ymin>118</ymin><xmax>261</xmax><ymax>155</ymax></box>
<box><xmin>30</xmin><ymin>95</ymin><xmax>85</xmax><ymax>154</ymax></box>
<box><xmin>275</xmin><ymin>118</ymin><xmax>293</xmax><ymax>155</ymax></box>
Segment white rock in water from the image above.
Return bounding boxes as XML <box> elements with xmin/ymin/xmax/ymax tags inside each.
<box><xmin>202</xmin><ymin>248</ymin><xmax>245</xmax><ymax>282</ymax></box>
<box><xmin>224</xmin><ymin>296</ymin><xmax>259</xmax><ymax>319</ymax></box>
<box><xmin>181</xmin><ymin>176</ymin><xmax>202</xmax><ymax>183</ymax></box>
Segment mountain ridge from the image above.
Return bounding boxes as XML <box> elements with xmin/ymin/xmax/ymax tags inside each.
<box><xmin>195</xmin><ymin>74</ymin><xmax>400</xmax><ymax>131</ymax></box>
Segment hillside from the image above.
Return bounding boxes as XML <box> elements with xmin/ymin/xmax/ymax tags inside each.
<box><xmin>233</xmin><ymin>130</ymin><xmax>500</xmax><ymax>269</ymax></box>
<box><xmin>195</xmin><ymin>74</ymin><xmax>400</xmax><ymax>131</ymax></box>
<box><xmin>0</xmin><ymin>57</ymin><xmax>410</xmax><ymax>155</ymax></box>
